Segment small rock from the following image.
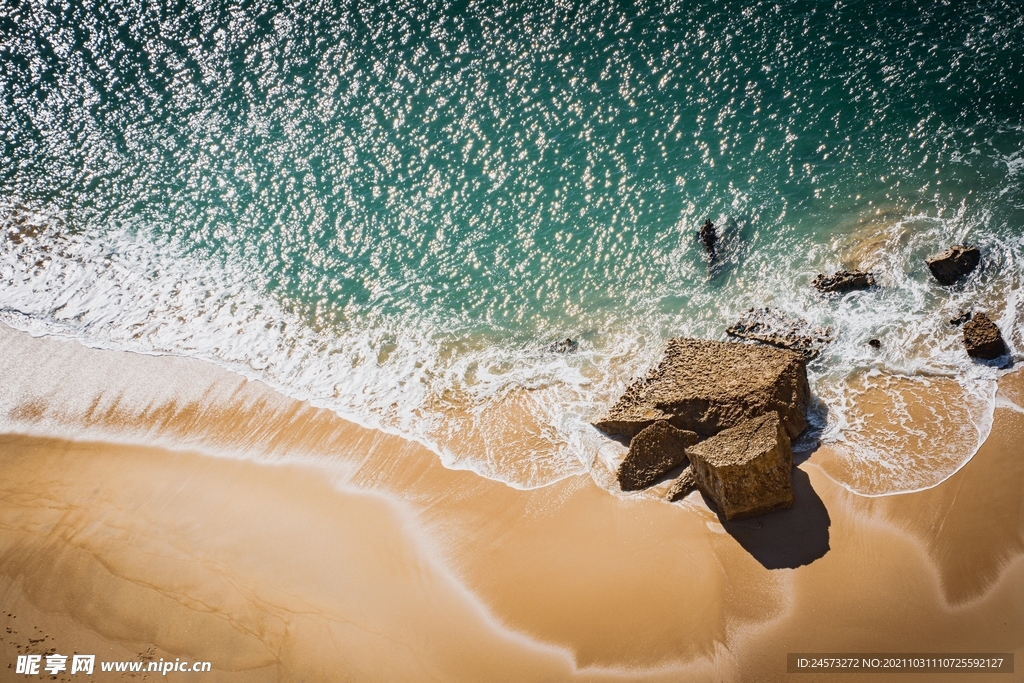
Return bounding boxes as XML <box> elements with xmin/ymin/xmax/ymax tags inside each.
<box><xmin>949</xmin><ymin>310</ymin><xmax>972</xmax><ymax>326</ymax></box>
<box><xmin>665</xmin><ymin>466</ymin><xmax>697</xmax><ymax>502</ymax></box>
<box><xmin>726</xmin><ymin>307</ymin><xmax>834</xmax><ymax>360</ymax></box>
<box><xmin>868</xmin><ymin>339</ymin><xmax>881</xmax><ymax>349</ymax></box>
<box><xmin>593</xmin><ymin>338</ymin><xmax>810</xmax><ymax>440</ymax></box>
<box><xmin>926</xmin><ymin>245</ymin><xmax>981</xmax><ymax>285</ymax></box>
<box><xmin>812</xmin><ymin>270</ymin><xmax>876</xmax><ymax>294</ymax></box>
<box><xmin>963</xmin><ymin>313</ymin><xmax>1007</xmax><ymax>360</ymax></box>
<box><xmin>617</xmin><ymin>420</ymin><xmax>699</xmax><ymax>492</ymax></box>
<box><xmin>547</xmin><ymin>337</ymin><xmax>578</xmax><ymax>353</ymax></box>
<box><xmin>687</xmin><ymin>411</ymin><xmax>794</xmax><ymax>520</ymax></box>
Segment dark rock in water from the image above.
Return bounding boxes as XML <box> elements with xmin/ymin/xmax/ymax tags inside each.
<box><xmin>699</xmin><ymin>219</ymin><xmax>717</xmax><ymax>256</ymax></box>
<box><xmin>593</xmin><ymin>337</ymin><xmax>810</xmax><ymax>441</ymax></box>
<box><xmin>687</xmin><ymin>411</ymin><xmax>794</xmax><ymax>520</ymax></box>
<box><xmin>926</xmin><ymin>245</ymin><xmax>981</xmax><ymax>285</ymax></box>
<box><xmin>617</xmin><ymin>420</ymin><xmax>699</xmax><ymax>492</ymax></box>
<box><xmin>963</xmin><ymin>313</ymin><xmax>1007</xmax><ymax>360</ymax></box>
<box><xmin>950</xmin><ymin>310</ymin><xmax>972</xmax><ymax>326</ymax></box>
<box><xmin>868</xmin><ymin>339</ymin><xmax>881</xmax><ymax>349</ymax></box>
<box><xmin>725</xmin><ymin>307</ymin><xmax>833</xmax><ymax>360</ymax></box>
<box><xmin>665</xmin><ymin>466</ymin><xmax>697</xmax><ymax>502</ymax></box>
<box><xmin>812</xmin><ymin>270</ymin><xmax>876</xmax><ymax>294</ymax></box>
<box><xmin>547</xmin><ymin>337</ymin><xmax>578</xmax><ymax>353</ymax></box>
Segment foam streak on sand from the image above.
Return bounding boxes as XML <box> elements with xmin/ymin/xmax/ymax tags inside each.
<box><xmin>0</xmin><ymin>326</ymin><xmax>714</xmax><ymax>681</ymax></box>
<box><xmin>3</xmin><ymin>324</ymin><xmax>1024</xmax><ymax>682</ymax></box>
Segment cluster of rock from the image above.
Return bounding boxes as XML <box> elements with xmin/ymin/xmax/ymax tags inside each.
<box><xmin>608</xmin><ymin>229</ymin><xmax>1013</xmax><ymax>522</ymax></box>
<box><xmin>595</xmin><ymin>338</ymin><xmax>807</xmax><ymax>520</ymax></box>
<box><xmin>629</xmin><ymin>232</ymin><xmax>1010</xmax><ymax>522</ymax></box>
<box><xmin>923</xmin><ymin>244</ymin><xmax>1008</xmax><ymax>360</ymax></box>
<box><xmin>804</xmin><ymin>243</ymin><xmax>1007</xmax><ymax>361</ymax></box>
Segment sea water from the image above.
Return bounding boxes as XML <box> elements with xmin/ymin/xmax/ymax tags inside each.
<box><xmin>1</xmin><ymin>0</ymin><xmax>1022</xmax><ymax>493</ymax></box>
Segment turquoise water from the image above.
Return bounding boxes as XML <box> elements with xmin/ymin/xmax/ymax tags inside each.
<box><xmin>2</xmin><ymin>0</ymin><xmax>1023</xmax><ymax>490</ymax></box>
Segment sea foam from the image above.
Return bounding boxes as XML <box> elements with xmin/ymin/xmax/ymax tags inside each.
<box><xmin>1</xmin><ymin>202</ymin><xmax>1019</xmax><ymax>495</ymax></box>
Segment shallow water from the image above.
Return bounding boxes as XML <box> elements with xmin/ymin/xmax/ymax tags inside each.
<box><xmin>1</xmin><ymin>0</ymin><xmax>1022</xmax><ymax>492</ymax></box>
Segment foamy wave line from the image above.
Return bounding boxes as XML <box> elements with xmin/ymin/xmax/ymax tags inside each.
<box><xmin>1</xmin><ymin>201</ymin><xmax>1020</xmax><ymax>496</ymax></box>
<box><xmin>0</xmin><ymin>204</ymin><xmax>662</xmax><ymax>490</ymax></box>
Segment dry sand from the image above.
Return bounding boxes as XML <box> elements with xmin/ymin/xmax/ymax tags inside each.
<box><xmin>1</xmin><ymin>323</ymin><xmax>1023</xmax><ymax>681</ymax></box>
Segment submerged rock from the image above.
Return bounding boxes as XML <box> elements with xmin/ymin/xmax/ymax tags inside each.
<box><xmin>617</xmin><ymin>420</ymin><xmax>698</xmax><ymax>492</ymax></box>
<box><xmin>926</xmin><ymin>245</ymin><xmax>981</xmax><ymax>285</ymax></box>
<box><xmin>687</xmin><ymin>412</ymin><xmax>794</xmax><ymax>520</ymax></box>
<box><xmin>725</xmin><ymin>308</ymin><xmax>833</xmax><ymax>360</ymax></box>
<box><xmin>963</xmin><ymin>313</ymin><xmax>1007</xmax><ymax>360</ymax></box>
<box><xmin>812</xmin><ymin>270</ymin><xmax>876</xmax><ymax>294</ymax></box>
<box><xmin>699</xmin><ymin>219</ymin><xmax>717</xmax><ymax>257</ymax></box>
<box><xmin>593</xmin><ymin>337</ymin><xmax>810</xmax><ymax>440</ymax></box>
<box><xmin>665</xmin><ymin>466</ymin><xmax>697</xmax><ymax>502</ymax></box>
<box><xmin>547</xmin><ymin>337</ymin><xmax>579</xmax><ymax>353</ymax></box>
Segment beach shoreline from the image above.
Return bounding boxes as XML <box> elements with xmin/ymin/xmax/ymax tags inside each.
<box><xmin>2</xmin><ymin>323</ymin><xmax>1024</xmax><ymax>681</ymax></box>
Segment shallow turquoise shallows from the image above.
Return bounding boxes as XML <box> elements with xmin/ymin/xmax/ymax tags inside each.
<box><xmin>2</xmin><ymin>0</ymin><xmax>1022</xmax><ymax>489</ymax></box>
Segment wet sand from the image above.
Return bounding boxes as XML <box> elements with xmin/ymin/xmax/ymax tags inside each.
<box><xmin>1</xmin><ymin>323</ymin><xmax>1023</xmax><ymax>681</ymax></box>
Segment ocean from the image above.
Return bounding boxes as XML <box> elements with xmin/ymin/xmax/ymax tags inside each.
<box><xmin>2</xmin><ymin>0</ymin><xmax>1022</xmax><ymax>493</ymax></box>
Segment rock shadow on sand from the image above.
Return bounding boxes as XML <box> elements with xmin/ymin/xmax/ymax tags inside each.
<box><xmin>706</xmin><ymin>467</ymin><xmax>831</xmax><ymax>570</ymax></box>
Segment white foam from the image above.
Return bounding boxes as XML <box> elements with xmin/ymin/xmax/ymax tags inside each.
<box><xmin>1</xmin><ymin>202</ymin><xmax>1020</xmax><ymax>496</ymax></box>
<box><xmin>0</xmin><ymin>203</ymin><xmax>661</xmax><ymax>490</ymax></box>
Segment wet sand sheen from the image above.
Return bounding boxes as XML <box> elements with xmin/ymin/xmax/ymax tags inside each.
<box><xmin>1</xmin><ymin>323</ymin><xmax>1023</xmax><ymax>681</ymax></box>
<box><xmin>0</xmin><ymin>434</ymin><xmax>587</xmax><ymax>682</ymax></box>
<box><xmin>818</xmin><ymin>371</ymin><xmax>993</xmax><ymax>495</ymax></box>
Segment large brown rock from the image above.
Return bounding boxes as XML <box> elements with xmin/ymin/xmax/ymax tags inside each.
<box><xmin>617</xmin><ymin>420</ymin><xmax>698</xmax><ymax>491</ymax></box>
<box><xmin>594</xmin><ymin>338</ymin><xmax>810</xmax><ymax>440</ymax></box>
<box><xmin>963</xmin><ymin>313</ymin><xmax>1007</xmax><ymax>360</ymax></box>
<box><xmin>687</xmin><ymin>412</ymin><xmax>794</xmax><ymax>520</ymax></box>
<box><xmin>926</xmin><ymin>245</ymin><xmax>980</xmax><ymax>285</ymax></box>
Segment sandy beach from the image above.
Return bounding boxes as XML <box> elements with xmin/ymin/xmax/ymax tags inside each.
<box><xmin>4</xmin><ymin>0</ymin><xmax>1024</xmax><ymax>678</ymax></box>
<box><xmin>1</xmin><ymin>323</ymin><xmax>1023</xmax><ymax>682</ymax></box>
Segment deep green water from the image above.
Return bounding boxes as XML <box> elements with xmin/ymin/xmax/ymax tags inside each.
<box><xmin>2</xmin><ymin>0</ymin><xmax>1023</xmax><ymax>490</ymax></box>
